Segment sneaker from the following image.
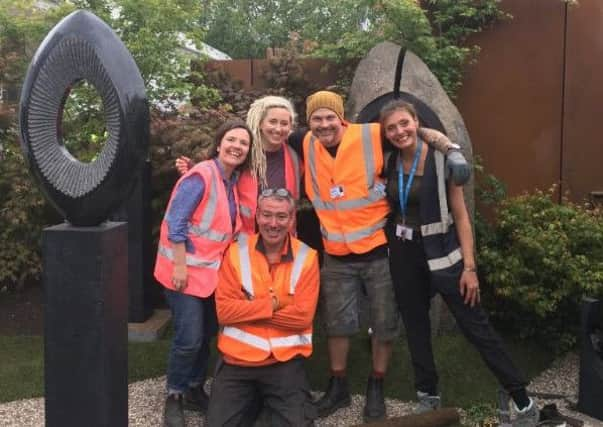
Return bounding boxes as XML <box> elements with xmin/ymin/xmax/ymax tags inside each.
<box><xmin>363</xmin><ymin>376</ymin><xmax>386</xmax><ymax>422</ymax></box>
<box><xmin>314</xmin><ymin>376</ymin><xmax>351</xmax><ymax>418</ymax></box>
<box><xmin>164</xmin><ymin>394</ymin><xmax>185</xmax><ymax>427</ymax></box>
<box><xmin>415</xmin><ymin>391</ymin><xmax>441</xmax><ymax>414</ymax></box>
<box><xmin>184</xmin><ymin>384</ymin><xmax>209</xmax><ymax>413</ymax></box>
<box><xmin>513</xmin><ymin>398</ymin><xmax>539</xmax><ymax>427</ymax></box>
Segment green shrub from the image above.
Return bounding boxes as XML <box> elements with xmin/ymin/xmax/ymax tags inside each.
<box><xmin>0</xmin><ymin>123</ymin><xmax>60</xmax><ymax>292</ymax></box>
<box><xmin>477</xmin><ymin>187</ymin><xmax>603</xmax><ymax>353</ymax></box>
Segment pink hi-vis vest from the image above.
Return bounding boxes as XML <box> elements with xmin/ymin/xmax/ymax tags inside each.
<box><xmin>154</xmin><ymin>160</ymin><xmax>242</xmax><ymax>298</ymax></box>
<box><xmin>237</xmin><ymin>144</ymin><xmax>301</xmax><ymax>233</ymax></box>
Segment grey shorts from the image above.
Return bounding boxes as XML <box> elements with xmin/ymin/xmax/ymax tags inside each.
<box><xmin>319</xmin><ymin>253</ymin><xmax>400</xmax><ymax>340</ymax></box>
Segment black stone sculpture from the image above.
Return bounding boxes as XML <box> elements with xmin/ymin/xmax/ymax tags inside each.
<box><xmin>18</xmin><ymin>10</ymin><xmax>149</xmax><ymax>427</ymax></box>
<box><xmin>19</xmin><ymin>10</ymin><xmax>149</xmax><ymax>226</ymax></box>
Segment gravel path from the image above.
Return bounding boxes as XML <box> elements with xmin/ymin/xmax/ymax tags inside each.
<box><xmin>1</xmin><ymin>352</ymin><xmax>602</xmax><ymax>426</ymax></box>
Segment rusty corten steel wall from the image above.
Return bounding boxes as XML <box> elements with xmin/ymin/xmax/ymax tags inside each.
<box><xmin>563</xmin><ymin>0</ymin><xmax>603</xmax><ymax>202</ymax></box>
<box><xmin>205</xmin><ymin>58</ymin><xmax>338</xmax><ymax>90</ymax></box>
<box><xmin>456</xmin><ymin>0</ymin><xmax>566</xmax><ymax>199</ymax></box>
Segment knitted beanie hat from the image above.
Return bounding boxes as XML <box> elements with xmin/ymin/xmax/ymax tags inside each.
<box><xmin>306</xmin><ymin>91</ymin><xmax>344</xmax><ymax>122</ymax></box>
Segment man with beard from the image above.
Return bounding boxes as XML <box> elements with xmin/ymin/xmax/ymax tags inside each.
<box><xmin>292</xmin><ymin>91</ymin><xmax>469</xmax><ymax>422</ymax></box>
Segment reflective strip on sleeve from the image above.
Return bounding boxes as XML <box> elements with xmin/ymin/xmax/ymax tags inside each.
<box><xmin>427</xmin><ymin>247</ymin><xmax>463</xmax><ymax>271</ymax></box>
<box><xmin>320</xmin><ymin>218</ymin><xmax>386</xmax><ymax>243</ymax></box>
<box><xmin>237</xmin><ymin>234</ymin><xmax>254</xmax><ymax>298</ymax></box>
<box><xmin>420</xmin><ymin>215</ymin><xmax>454</xmax><ymax>237</ymax></box>
<box><xmin>222</xmin><ymin>326</ymin><xmax>270</xmax><ymax>352</ymax></box>
<box><xmin>269</xmin><ymin>333</ymin><xmax>312</xmax><ymax>348</ymax></box>
<box><xmin>289</xmin><ymin>243</ymin><xmax>310</xmax><ymax>294</ymax></box>
<box><xmin>158</xmin><ymin>245</ymin><xmax>221</xmax><ymax>270</ymax></box>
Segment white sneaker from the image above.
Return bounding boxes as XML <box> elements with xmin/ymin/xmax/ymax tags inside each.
<box><xmin>512</xmin><ymin>398</ymin><xmax>539</xmax><ymax>427</ymax></box>
<box><xmin>415</xmin><ymin>391</ymin><xmax>441</xmax><ymax>414</ymax></box>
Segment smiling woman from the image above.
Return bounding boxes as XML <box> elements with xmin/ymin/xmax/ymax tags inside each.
<box><xmin>153</xmin><ymin>118</ymin><xmax>256</xmax><ymax>426</ymax></box>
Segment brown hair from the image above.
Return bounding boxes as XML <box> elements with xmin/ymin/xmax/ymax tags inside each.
<box><xmin>208</xmin><ymin>119</ymin><xmax>254</xmax><ymax>171</ymax></box>
<box><xmin>378</xmin><ymin>99</ymin><xmax>419</xmax><ymax>149</ymax></box>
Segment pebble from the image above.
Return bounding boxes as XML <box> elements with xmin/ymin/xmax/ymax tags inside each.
<box><xmin>1</xmin><ymin>352</ymin><xmax>602</xmax><ymax>426</ymax></box>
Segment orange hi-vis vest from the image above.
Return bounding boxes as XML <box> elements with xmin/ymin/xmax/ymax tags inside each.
<box><xmin>154</xmin><ymin>160</ymin><xmax>242</xmax><ymax>298</ymax></box>
<box><xmin>237</xmin><ymin>144</ymin><xmax>301</xmax><ymax>233</ymax></box>
<box><xmin>217</xmin><ymin>233</ymin><xmax>316</xmax><ymax>364</ymax></box>
<box><xmin>303</xmin><ymin>123</ymin><xmax>390</xmax><ymax>255</ymax></box>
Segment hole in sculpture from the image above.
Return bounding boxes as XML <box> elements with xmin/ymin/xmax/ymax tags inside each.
<box><xmin>60</xmin><ymin>80</ymin><xmax>107</xmax><ymax>163</ymax></box>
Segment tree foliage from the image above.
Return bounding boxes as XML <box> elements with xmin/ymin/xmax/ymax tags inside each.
<box><xmin>0</xmin><ymin>0</ymin><xmax>216</xmax><ymax>105</ymax></box>
<box><xmin>202</xmin><ymin>0</ymin><xmax>509</xmax><ymax>97</ymax></box>
<box><xmin>201</xmin><ymin>0</ymin><xmax>369</xmax><ymax>59</ymax></box>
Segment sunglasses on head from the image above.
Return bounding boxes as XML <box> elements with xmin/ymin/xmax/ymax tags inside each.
<box><xmin>260</xmin><ymin>188</ymin><xmax>291</xmax><ymax>198</ymax></box>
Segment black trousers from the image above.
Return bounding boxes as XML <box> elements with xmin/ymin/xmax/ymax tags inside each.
<box><xmin>206</xmin><ymin>358</ymin><xmax>316</xmax><ymax>426</ymax></box>
<box><xmin>386</xmin><ymin>228</ymin><xmax>527</xmax><ymax>396</ymax></box>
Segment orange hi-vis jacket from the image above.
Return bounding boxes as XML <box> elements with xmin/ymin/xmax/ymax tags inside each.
<box><xmin>216</xmin><ymin>233</ymin><xmax>319</xmax><ymax>367</ymax></box>
<box><xmin>154</xmin><ymin>160</ymin><xmax>242</xmax><ymax>298</ymax></box>
<box><xmin>303</xmin><ymin>123</ymin><xmax>390</xmax><ymax>255</ymax></box>
<box><xmin>237</xmin><ymin>144</ymin><xmax>302</xmax><ymax>233</ymax></box>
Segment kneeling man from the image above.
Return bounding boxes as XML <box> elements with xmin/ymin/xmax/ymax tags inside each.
<box><xmin>207</xmin><ymin>188</ymin><xmax>319</xmax><ymax>426</ymax></box>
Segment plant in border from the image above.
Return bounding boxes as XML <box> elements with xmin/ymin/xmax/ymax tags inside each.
<box><xmin>477</xmin><ymin>186</ymin><xmax>603</xmax><ymax>353</ymax></box>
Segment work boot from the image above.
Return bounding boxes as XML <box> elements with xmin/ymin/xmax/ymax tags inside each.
<box><xmin>184</xmin><ymin>384</ymin><xmax>209</xmax><ymax>413</ymax></box>
<box><xmin>164</xmin><ymin>393</ymin><xmax>185</xmax><ymax>427</ymax></box>
<box><xmin>415</xmin><ymin>391</ymin><xmax>441</xmax><ymax>414</ymax></box>
<box><xmin>314</xmin><ymin>376</ymin><xmax>351</xmax><ymax>418</ymax></box>
<box><xmin>363</xmin><ymin>376</ymin><xmax>386</xmax><ymax>422</ymax></box>
<box><xmin>513</xmin><ymin>398</ymin><xmax>539</xmax><ymax>427</ymax></box>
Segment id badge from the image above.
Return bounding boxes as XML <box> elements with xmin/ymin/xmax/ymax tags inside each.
<box><xmin>395</xmin><ymin>224</ymin><xmax>413</xmax><ymax>240</ymax></box>
<box><xmin>329</xmin><ymin>185</ymin><xmax>344</xmax><ymax>199</ymax></box>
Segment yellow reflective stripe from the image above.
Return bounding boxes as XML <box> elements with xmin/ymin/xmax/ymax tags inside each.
<box><xmin>289</xmin><ymin>243</ymin><xmax>310</xmax><ymax>294</ymax></box>
<box><xmin>420</xmin><ymin>215</ymin><xmax>454</xmax><ymax>237</ymax></box>
<box><xmin>320</xmin><ymin>218</ymin><xmax>386</xmax><ymax>243</ymax></box>
<box><xmin>158</xmin><ymin>245</ymin><xmax>221</xmax><ymax>270</ymax></box>
<box><xmin>427</xmin><ymin>248</ymin><xmax>463</xmax><ymax>271</ymax></box>
<box><xmin>269</xmin><ymin>333</ymin><xmax>312</xmax><ymax>348</ymax></box>
<box><xmin>237</xmin><ymin>234</ymin><xmax>254</xmax><ymax>298</ymax></box>
<box><xmin>222</xmin><ymin>326</ymin><xmax>270</xmax><ymax>352</ymax></box>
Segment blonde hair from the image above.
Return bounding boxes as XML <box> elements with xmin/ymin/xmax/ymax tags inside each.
<box><xmin>246</xmin><ymin>96</ymin><xmax>296</xmax><ymax>187</ymax></box>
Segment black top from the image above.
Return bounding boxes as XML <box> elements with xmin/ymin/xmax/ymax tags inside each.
<box><xmin>265</xmin><ymin>147</ymin><xmax>286</xmax><ymax>189</ymax></box>
<box><xmin>386</xmin><ymin>171</ymin><xmax>422</xmax><ymax>230</ymax></box>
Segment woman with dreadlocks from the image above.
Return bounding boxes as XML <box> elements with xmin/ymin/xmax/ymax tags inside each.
<box><xmin>176</xmin><ymin>96</ymin><xmax>302</xmax><ymax>233</ymax></box>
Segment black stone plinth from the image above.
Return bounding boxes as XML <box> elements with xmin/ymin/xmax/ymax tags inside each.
<box><xmin>111</xmin><ymin>161</ymin><xmax>153</xmax><ymax>322</ymax></box>
<box><xmin>577</xmin><ymin>297</ymin><xmax>603</xmax><ymax>421</ymax></box>
<box><xmin>43</xmin><ymin>222</ymin><xmax>128</xmax><ymax>427</ymax></box>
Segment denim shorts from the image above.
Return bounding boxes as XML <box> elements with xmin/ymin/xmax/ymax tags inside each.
<box><xmin>319</xmin><ymin>253</ymin><xmax>400</xmax><ymax>340</ymax></box>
